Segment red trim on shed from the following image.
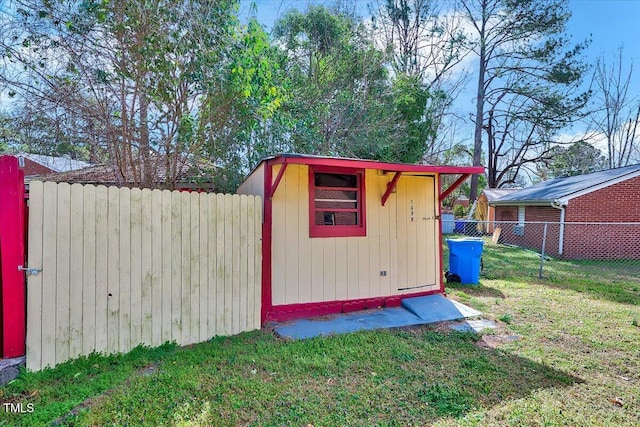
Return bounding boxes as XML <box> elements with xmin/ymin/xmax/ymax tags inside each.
<box><xmin>265</xmin><ymin>289</ymin><xmax>441</xmax><ymax>323</ymax></box>
<box><xmin>308</xmin><ymin>166</ymin><xmax>366</xmax><ymax>238</ymax></box>
<box><xmin>268</xmin><ymin>162</ymin><xmax>287</xmax><ymax>199</ymax></box>
<box><xmin>439</xmin><ymin>173</ymin><xmax>472</xmax><ymax>202</ymax></box>
<box><xmin>381</xmin><ymin>171</ymin><xmax>402</xmax><ymax>206</ymax></box>
<box><xmin>437</xmin><ymin>175</ymin><xmax>445</xmax><ymax>293</ymax></box>
<box><xmin>265</xmin><ymin>154</ymin><xmax>483</xmax><ymax>175</ymax></box>
<box><xmin>261</xmin><ymin>163</ymin><xmax>273</xmax><ymax>324</ymax></box>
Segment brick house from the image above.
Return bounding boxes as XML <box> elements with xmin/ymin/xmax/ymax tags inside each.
<box><xmin>490</xmin><ymin>165</ymin><xmax>640</xmax><ymax>259</ymax></box>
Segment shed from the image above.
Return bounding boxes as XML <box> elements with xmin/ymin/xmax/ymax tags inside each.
<box><xmin>474</xmin><ymin>188</ymin><xmax>521</xmax><ymax>233</ymax></box>
<box><xmin>237</xmin><ymin>154</ymin><xmax>483</xmax><ymax>322</ymax></box>
<box><xmin>490</xmin><ymin>165</ymin><xmax>640</xmax><ymax>259</ymax></box>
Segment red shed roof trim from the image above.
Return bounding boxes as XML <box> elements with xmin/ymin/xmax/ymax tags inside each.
<box><xmin>261</xmin><ymin>153</ymin><xmax>484</xmax><ymax>175</ymax></box>
<box><xmin>257</xmin><ymin>154</ymin><xmax>483</xmax><ymax>203</ymax></box>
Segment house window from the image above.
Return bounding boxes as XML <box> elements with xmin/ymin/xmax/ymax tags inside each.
<box><xmin>517</xmin><ymin>206</ymin><xmax>525</xmax><ymax>226</ymax></box>
<box><xmin>514</xmin><ymin>206</ymin><xmax>525</xmax><ymax>236</ymax></box>
<box><xmin>309</xmin><ymin>167</ymin><xmax>366</xmax><ymax>238</ymax></box>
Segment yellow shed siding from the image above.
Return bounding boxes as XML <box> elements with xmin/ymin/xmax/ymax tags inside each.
<box><xmin>270</xmin><ymin>164</ymin><xmax>440</xmax><ymax>306</ymax></box>
<box><xmin>237</xmin><ymin>163</ymin><xmax>265</xmax><ymax>201</ymax></box>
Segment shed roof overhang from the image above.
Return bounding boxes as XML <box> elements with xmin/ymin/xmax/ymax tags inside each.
<box><xmin>259</xmin><ymin>154</ymin><xmax>484</xmax><ymax>203</ymax></box>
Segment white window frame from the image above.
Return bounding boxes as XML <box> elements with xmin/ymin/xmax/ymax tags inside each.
<box><xmin>514</xmin><ymin>206</ymin><xmax>526</xmax><ymax>236</ymax></box>
<box><xmin>517</xmin><ymin>206</ymin><xmax>525</xmax><ymax>227</ymax></box>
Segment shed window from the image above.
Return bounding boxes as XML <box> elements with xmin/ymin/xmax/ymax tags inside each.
<box><xmin>309</xmin><ymin>167</ymin><xmax>366</xmax><ymax>237</ymax></box>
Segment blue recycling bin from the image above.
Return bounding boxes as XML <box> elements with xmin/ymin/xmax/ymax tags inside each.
<box><xmin>446</xmin><ymin>238</ymin><xmax>484</xmax><ymax>284</ymax></box>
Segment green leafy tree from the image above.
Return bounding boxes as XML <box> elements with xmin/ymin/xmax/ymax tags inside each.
<box><xmin>273</xmin><ymin>6</ymin><xmax>407</xmax><ymax>161</ymax></box>
<box><xmin>547</xmin><ymin>141</ymin><xmax>607</xmax><ymax>178</ymax></box>
<box><xmin>390</xmin><ymin>74</ymin><xmax>434</xmax><ymax>162</ymax></box>
<box><xmin>371</xmin><ymin>0</ymin><xmax>469</xmax><ymax>163</ymax></box>
<box><xmin>204</xmin><ymin>17</ymin><xmax>289</xmax><ymax>192</ymax></box>
<box><xmin>0</xmin><ymin>111</ymin><xmax>16</xmax><ymax>153</ymax></box>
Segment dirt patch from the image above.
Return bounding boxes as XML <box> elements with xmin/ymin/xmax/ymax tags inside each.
<box><xmin>139</xmin><ymin>363</ymin><xmax>159</xmax><ymax>376</ymax></box>
<box><xmin>433</xmin><ymin>321</ymin><xmax>456</xmax><ymax>334</ymax></box>
<box><xmin>0</xmin><ymin>388</ymin><xmax>38</xmax><ymax>405</ymax></box>
<box><xmin>50</xmin><ymin>362</ymin><xmax>162</xmax><ymax>426</ymax></box>
<box><xmin>450</xmin><ymin>285</ymin><xmax>507</xmax><ymax>299</ymax></box>
<box><xmin>477</xmin><ymin>334</ymin><xmax>520</xmax><ymax>349</ymax></box>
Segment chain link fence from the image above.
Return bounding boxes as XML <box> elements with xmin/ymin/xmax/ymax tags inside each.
<box><xmin>442</xmin><ymin>219</ymin><xmax>640</xmax><ymax>287</ymax></box>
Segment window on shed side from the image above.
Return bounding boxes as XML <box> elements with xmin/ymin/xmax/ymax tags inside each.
<box><xmin>309</xmin><ymin>168</ymin><xmax>366</xmax><ymax>238</ymax></box>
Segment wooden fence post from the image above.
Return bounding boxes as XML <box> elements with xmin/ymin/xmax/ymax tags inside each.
<box><xmin>0</xmin><ymin>155</ymin><xmax>26</xmax><ymax>358</ymax></box>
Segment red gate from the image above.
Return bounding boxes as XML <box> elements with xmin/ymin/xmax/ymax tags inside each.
<box><xmin>0</xmin><ymin>155</ymin><xmax>26</xmax><ymax>358</ymax></box>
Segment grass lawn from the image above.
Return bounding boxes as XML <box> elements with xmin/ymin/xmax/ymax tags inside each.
<box><xmin>2</xmin><ymin>240</ymin><xmax>639</xmax><ymax>426</ymax></box>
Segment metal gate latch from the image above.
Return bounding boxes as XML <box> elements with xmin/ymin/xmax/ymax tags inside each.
<box><xmin>18</xmin><ymin>265</ymin><xmax>42</xmax><ymax>276</ymax></box>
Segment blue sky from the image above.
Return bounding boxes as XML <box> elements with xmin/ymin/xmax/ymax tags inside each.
<box><xmin>240</xmin><ymin>0</ymin><xmax>640</xmax><ymax>64</ymax></box>
<box><xmin>567</xmin><ymin>0</ymin><xmax>640</xmax><ymax>63</ymax></box>
<box><xmin>239</xmin><ymin>0</ymin><xmax>640</xmax><ymax>148</ymax></box>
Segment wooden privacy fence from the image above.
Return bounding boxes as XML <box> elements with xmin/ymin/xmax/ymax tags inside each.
<box><xmin>26</xmin><ymin>181</ymin><xmax>262</xmax><ymax>371</ymax></box>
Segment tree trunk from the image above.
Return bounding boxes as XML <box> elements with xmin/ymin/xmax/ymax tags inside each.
<box><xmin>139</xmin><ymin>94</ymin><xmax>151</xmax><ymax>187</ymax></box>
<box><xmin>470</xmin><ymin>10</ymin><xmax>486</xmax><ymax>202</ymax></box>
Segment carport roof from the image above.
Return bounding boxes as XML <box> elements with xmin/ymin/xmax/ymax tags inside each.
<box><xmin>491</xmin><ymin>165</ymin><xmax>640</xmax><ymax>206</ymax></box>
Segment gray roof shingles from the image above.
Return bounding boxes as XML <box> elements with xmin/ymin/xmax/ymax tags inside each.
<box><xmin>493</xmin><ymin>165</ymin><xmax>640</xmax><ymax>205</ymax></box>
<box><xmin>482</xmin><ymin>188</ymin><xmax>521</xmax><ymax>202</ymax></box>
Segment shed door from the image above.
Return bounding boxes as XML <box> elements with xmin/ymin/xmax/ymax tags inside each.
<box><xmin>396</xmin><ymin>175</ymin><xmax>437</xmax><ymax>292</ymax></box>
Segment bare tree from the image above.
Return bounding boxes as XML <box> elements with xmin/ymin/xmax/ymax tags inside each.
<box><xmin>371</xmin><ymin>0</ymin><xmax>468</xmax><ymax>84</ymax></box>
<box><xmin>0</xmin><ymin>0</ymin><xmax>238</xmax><ymax>189</ymax></box>
<box><xmin>591</xmin><ymin>47</ymin><xmax>640</xmax><ymax>168</ymax></box>
<box><xmin>370</xmin><ymin>0</ymin><xmax>470</xmax><ymax>163</ymax></box>
<box><xmin>459</xmin><ymin>0</ymin><xmax>589</xmax><ymax>196</ymax></box>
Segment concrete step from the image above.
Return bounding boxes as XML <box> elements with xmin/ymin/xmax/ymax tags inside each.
<box><xmin>401</xmin><ymin>294</ymin><xmax>482</xmax><ymax>322</ymax></box>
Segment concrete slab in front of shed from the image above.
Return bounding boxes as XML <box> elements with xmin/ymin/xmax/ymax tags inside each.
<box><xmin>450</xmin><ymin>319</ymin><xmax>498</xmax><ymax>333</ymax></box>
<box><xmin>274</xmin><ymin>307</ymin><xmax>426</xmax><ymax>340</ymax></box>
<box><xmin>401</xmin><ymin>294</ymin><xmax>482</xmax><ymax>322</ymax></box>
<box><xmin>273</xmin><ymin>294</ymin><xmax>482</xmax><ymax>340</ymax></box>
